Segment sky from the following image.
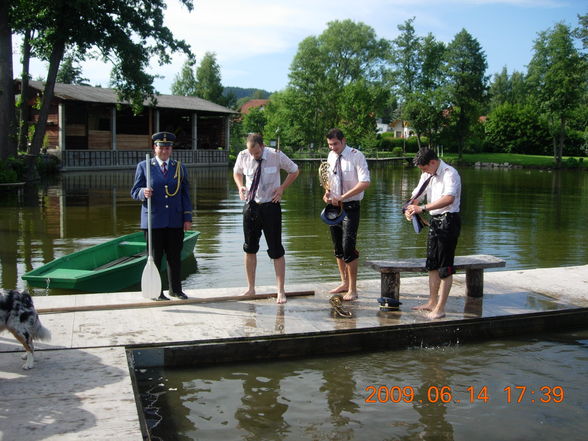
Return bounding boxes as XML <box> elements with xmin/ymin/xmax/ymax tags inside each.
<box><xmin>12</xmin><ymin>0</ymin><xmax>586</xmax><ymax>95</ymax></box>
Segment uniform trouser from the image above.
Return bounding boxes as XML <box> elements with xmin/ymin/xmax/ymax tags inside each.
<box><xmin>426</xmin><ymin>212</ymin><xmax>461</xmax><ymax>279</ymax></box>
<box><xmin>144</xmin><ymin>227</ymin><xmax>184</xmax><ymax>294</ymax></box>
<box><xmin>329</xmin><ymin>201</ymin><xmax>361</xmax><ymax>263</ymax></box>
<box><xmin>242</xmin><ymin>202</ymin><xmax>285</xmax><ymax>259</ymax></box>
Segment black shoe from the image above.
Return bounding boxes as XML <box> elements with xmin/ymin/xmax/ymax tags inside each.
<box><xmin>153</xmin><ymin>294</ymin><xmax>170</xmax><ymax>301</ymax></box>
<box><xmin>170</xmin><ymin>291</ymin><xmax>188</xmax><ymax>300</ymax></box>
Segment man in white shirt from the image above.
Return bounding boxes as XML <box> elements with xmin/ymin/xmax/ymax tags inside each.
<box><xmin>405</xmin><ymin>148</ymin><xmax>462</xmax><ymax>319</ymax></box>
<box><xmin>322</xmin><ymin>128</ymin><xmax>371</xmax><ymax>301</ymax></box>
<box><xmin>233</xmin><ymin>133</ymin><xmax>300</xmax><ymax>303</ymax></box>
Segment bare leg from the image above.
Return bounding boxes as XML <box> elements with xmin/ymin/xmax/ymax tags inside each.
<box><xmin>412</xmin><ymin>270</ymin><xmax>441</xmax><ymax>310</ymax></box>
<box><xmin>274</xmin><ymin>256</ymin><xmax>287</xmax><ymax>304</ymax></box>
<box><xmin>343</xmin><ymin>258</ymin><xmax>358</xmax><ymax>301</ymax></box>
<box><xmin>242</xmin><ymin>253</ymin><xmax>257</xmax><ymax>296</ymax></box>
<box><xmin>329</xmin><ymin>258</ymin><xmax>349</xmax><ymax>293</ymax></box>
<box><xmin>428</xmin><ymin>275</ymin><xmax>452</xmax><ymax>319</ymax></box>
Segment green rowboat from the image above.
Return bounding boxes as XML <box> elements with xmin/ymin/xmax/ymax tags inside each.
<box><xmin>22</xmin><ymin>231</ymin><xmax>199</xmax><ymax>292</ymax></box>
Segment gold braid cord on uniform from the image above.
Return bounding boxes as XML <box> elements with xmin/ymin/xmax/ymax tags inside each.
<box><xmin>164</xmin><ymin>161</ymin><xmax>182</xmax><ymax>197</ymax></box>
<box><xmin>318</xmin><ymin>161</ymin><xmax>330</xmax><ymax>190</ymax></box>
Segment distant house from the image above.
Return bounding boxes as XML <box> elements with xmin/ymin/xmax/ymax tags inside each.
<box><xmin>240</xmin><ymin>99</ymin><xmax>270</xmax><ymax>114</ymax></box>
<box><xmin>387</xmin><ymin>120</ymin><xmax>414</xmax><ymax>138</ymax></box>
<box><xmin>17</xmin><ymin>81</ymin><xmax>237</xmax><ymax>170</ymax></box>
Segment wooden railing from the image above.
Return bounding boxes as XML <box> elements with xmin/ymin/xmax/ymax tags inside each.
<box><xmin>62</xmin><ymin>149</ymin><xmax>229</xmax><ymax>170</ymax></box>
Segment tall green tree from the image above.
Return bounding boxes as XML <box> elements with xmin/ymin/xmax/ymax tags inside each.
<box><xmin>391</xmin><ymin>20</ymin><xmax>447</xmax><ymax>149</ymax></box>
<box><xmin>443</xmin><ymin>29</ymin><xmax>488</xmax><ymax>157</ymax></box>
<box><xmin>2</xmin><ymin>0</ymin><xmax>193</xmax><ymax>165</ymax></box>
<box><xmin>527</xmin><ymin>22</ymin><xmax>586</xmax><ymax>165</ymax></box>
<box><xmin>56</xmin><ymin>52</ymin><xmax>89</xmax><ymax>85</ymax></box>
<box><xmin>488</xmin><ymin>67</ymin><xmax>527</xmax><ymax>111</ymax></box>
<box><xmin>283</xmin><ymin>19</ymin><xmax>389</xmax><ymax>148</ymax></box>
<box><xmin>195</xmin><ymin>52</ymin><xmax>225</xmax><ymax>105</ymax></box>
<box><xmin>242</xmin><ymin>107</ymin><xmax>267</xmax><ymax>136</ymax></box>
<box><xmin>171</xmin><ymin>59</ymin><xmax>198</xmax><ymax>96</ymax></box>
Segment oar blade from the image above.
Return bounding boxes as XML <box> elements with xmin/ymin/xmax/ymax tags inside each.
<box><xmin>141</xmin><ymin>256</ymin><xmax>162</xmax><ymax>299</ymax></box>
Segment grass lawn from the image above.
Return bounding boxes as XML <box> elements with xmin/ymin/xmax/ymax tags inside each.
<box><xmin>439</xmin><ymin>153</ymin><xmax>587</xmax><ymax>169</ymax></box>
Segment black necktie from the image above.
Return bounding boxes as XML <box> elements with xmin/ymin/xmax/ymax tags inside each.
<box><xmin>247</xmin><ymin>158</ymin><xmax>263</xmax><ymax>203</ymax></box>
<box><xmin>333</xmin><ymin>154</ymin><xmax>343</xmax><ymax>192</ymax></box>
<box><xmin>161</xmin><ymin>162</ymin><xmax>167</xmax><ymax>177</ymax></box>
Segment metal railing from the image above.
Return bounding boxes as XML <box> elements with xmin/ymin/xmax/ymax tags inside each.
<box><xmin>62</xmin><ymin>149</ymin><xmax>229</xmax><ymax>170</ymax></box>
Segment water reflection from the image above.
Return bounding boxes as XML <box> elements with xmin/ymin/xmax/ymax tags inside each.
<box><xmin>1</xmin><ymin>164</ymin><xmax>587</xmax><ymax>294</ymax></box>
<box><xmin>137</xmin><ymin>329</ymin><xmax>588</xmax><ymax>440</ymax></box>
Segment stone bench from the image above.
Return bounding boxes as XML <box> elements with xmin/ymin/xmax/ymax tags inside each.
<box><xmin>367</xmin><ymin>254</ymin><xmax>506</xmax><ymax>300</ymax></box>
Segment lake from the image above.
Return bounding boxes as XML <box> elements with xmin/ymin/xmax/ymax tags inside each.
<box><xmin>1</xmin><ymin>162</ymin><xmax>586</xmax><ymax>294</ymax></box>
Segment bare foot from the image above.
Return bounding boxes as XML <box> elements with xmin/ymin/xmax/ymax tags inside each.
<box><xmin>330</xmin><ymin>283</ymin><xmax>349</xmax><ymax>294</ymax></box>
<box><xmin>276</xmin><ymin>292</ymin><xmax>287</xmax><ymax>304</ymax></box>
<box><xmin>412</xmin><ymin>303</ymin><xmax>434</xmax><ymax>311</ymax></box>
<box><xmin>342</xmin><ymin>292</ymin><xmax>358</xmax><ymax>301</ymax></box>
<box><xmin>427</xmin><ymin>310</ymin><xmax>446</xmax><ymax>320</ymax></box>
<box><xmin>241</xmin><ymin>289</ymin><xmax>255</xmax><ymax>296</ymax></box>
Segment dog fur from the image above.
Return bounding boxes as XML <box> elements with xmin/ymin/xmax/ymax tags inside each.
<box><xmin>0</xmin><ymin>289</ymin><xmax>51</xmax><ymax>369</ymax></box>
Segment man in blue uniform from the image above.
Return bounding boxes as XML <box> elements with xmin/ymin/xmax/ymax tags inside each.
<box><xmin>131</xmin><ymin>131</ymin><xmax>193</xmax><ymax>300</ymax></box>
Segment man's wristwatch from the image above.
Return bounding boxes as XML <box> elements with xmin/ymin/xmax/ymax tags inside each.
<box><xmin>421</xmin><ymin>205</ymin><xmax>427</xmax><ymax>212</ymax></box>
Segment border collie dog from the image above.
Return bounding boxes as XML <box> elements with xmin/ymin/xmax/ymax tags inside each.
<box><xmin>0</xmin><ymin>290</ymin><xmax>51</xmax><ymax>369</ymax></box>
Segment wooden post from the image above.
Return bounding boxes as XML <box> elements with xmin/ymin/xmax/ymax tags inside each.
<box><xmin>465</xmin><ymin>268</ymin><xmax>484</xmax><ymax>297</ymax></box>
<box><xmin>381</xmin><ymin>272</ymin><xmax>401</xmax><ymax>300</ymax></box>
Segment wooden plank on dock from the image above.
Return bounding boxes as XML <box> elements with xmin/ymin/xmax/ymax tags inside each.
<box><xmin>37</xmin><ymin>290</ymin><xmax>315</xmax><ymax>314</ymax></box>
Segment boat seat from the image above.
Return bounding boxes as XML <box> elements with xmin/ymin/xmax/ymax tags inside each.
<box><xmin>41</xmin><ymin>268</ymin><xmax>94</xmax><ymax>278</ymax></box>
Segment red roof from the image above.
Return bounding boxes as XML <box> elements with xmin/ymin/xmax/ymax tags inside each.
<box><xmin>240</xmin><ymin>99</ymin><xmax>270</xmax><ymax>114</ymax></box>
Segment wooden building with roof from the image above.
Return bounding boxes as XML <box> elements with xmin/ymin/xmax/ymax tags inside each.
<box><xmin>20</xmin><ymin>81</ymin><xmax>238</xmax><ymax>170</ymax></box>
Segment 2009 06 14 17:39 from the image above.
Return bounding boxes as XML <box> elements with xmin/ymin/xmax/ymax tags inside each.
<box><xmin>364</xmin><ymin>385</ymin><xmax>565</xmax><ymax>404</ymax></box>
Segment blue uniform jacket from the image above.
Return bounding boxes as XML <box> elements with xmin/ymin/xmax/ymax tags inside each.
<box><xmin>130</xmin><ymin>158</ymin><xmax>193</xmax><ymax>229</ymax></box>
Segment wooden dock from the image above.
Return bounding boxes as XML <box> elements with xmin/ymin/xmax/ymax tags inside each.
<box><xmin>1</xmin><ymin>265</ymin><xmax>587</xmax><ymax>440</ymax></box>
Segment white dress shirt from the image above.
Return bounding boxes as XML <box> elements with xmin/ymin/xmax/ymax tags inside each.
<box><xmin>327</xmin><ymin>145</ymin><xmax>370</xmax><ymax>201</ymax></box>
<box><xmin>233</xmin><ymin>147</ymin><xmax>299</xmax><ymax>203</ymax></box>
<box><xmin>412</xmin><ymin>159</ymin><xmax>461</xmax><ymax>215</ymax></box>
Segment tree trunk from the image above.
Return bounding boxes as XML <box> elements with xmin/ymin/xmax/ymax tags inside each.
<box><xmin>30</xmin><ymin>41</ymin><xmax>65</xmax><ymax>156</ymax></box>
<box><xmin>556</xmin><ymin>117</ymin><xmax>565</xmax><ymax>167</ymax></box>
<box><xmin>18</xmin><ymin>29</ymin><xmax>32</xmax><ymax>152</ymax></box>
<box><xmin>0</xmin><ymin>1</ymin><xmax>18</xmax><ymax>161</ymax></box>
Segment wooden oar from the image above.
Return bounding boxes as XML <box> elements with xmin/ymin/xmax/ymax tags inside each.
<box><xmin>141</xmin><ymin>153</ymin><xmax>162</xmax><ymax>299</ymax></box>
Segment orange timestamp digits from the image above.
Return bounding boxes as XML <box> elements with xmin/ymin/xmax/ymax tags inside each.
<box><xmin>364</xmin><ymin>385</ymin><xmax>565</xmax><ymax>404</ymax></box>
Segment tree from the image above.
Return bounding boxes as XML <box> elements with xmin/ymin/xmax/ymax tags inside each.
<box><xmin>282</xmin><ymin>19</ymin><xmax>389</xmax><ymax>148</ymax></box>
<box><xmin>56</xmin><ymin>52</ymin><xmax>89</xmax><ymax>85</ymax></box>
<box><xmin>527</xmin><ymin>22</ymin><xmax>586</xmax><ymax>165</ymax></box>
<box><xmin>195</xmin><ymin>52</ymin><xmax>225</xmax><ymax>105</ymax></box>
<box><xmin>242</xmin><ymin>107</ymin><xmax>267</xmax><ymax>136</ymax></box>
<box><xmin>485</xmin><ymin>103</ymin><xmax>550</xmax><ymax>154</ymax></box>
<box><xmin>488</xmin><ymin>67</ymin><xmax>528</xmax><ymax>111</ymax></box>
<box><xmin>2</xmin><ymin>0</ymin><xmax>193</xmax><ymax>166</ymax></box>
<box><xmin>443</xmin><ymin>29</ymin><xmax>488</xmax><ymax>157</ymax></box>
<box><xmin>171</xmin><ymin>59</ymin><xmax>198</xmax><ymax>96</ymax></box>
<box><xmin>391</xmin><ymin>21</ymin><xmax>448</xmax><ymax>149</ymax></box>
<box><xmin>0</xmin><ymin>0</ymin><xmax>17</xmax><ymax>160</ymax></box>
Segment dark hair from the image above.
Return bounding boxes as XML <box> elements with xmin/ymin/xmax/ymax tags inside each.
<box><xmin>326</xmin><ymin>128</ymin><xmax>345</xmax><ymax>141</ymax></box>
<box><xmin>413</xmin><ymin>148</ymin><xmax>439</xmax><ymax>166</ymax></box>
<box><xmin>246</xmin><ymin>133</ymin><xmax>264</xmax><ymax>146</ymax></box>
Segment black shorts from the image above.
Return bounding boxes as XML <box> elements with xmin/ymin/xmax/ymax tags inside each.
<box><xmin>426</xmin><ymin>212</ymin><xmax>461</xmax><ymax>278</ymax></box>
<box><xmin>243</xmin><ymin>202</ymin><xmax>285</xmax><ymax>259</ymax></box>
<box><xmin>329</xmin><ymin>201</ymin><xmax>361</xmax><ymax>263</ymax></box>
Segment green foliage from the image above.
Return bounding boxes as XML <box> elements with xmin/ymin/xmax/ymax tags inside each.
<box><xmin>484</xmin><ymin>103</ymin><xmax>550</xmax><ymax>154</ymax></box>
<box><xmin>378</xmin><ymin>134</ymin><xmax>424</xmax><ymax>152</ymax></box>
<box><xmin>443</xmin><ymin>29</ymin><xmax>489</xmax><ymax>157</ymax></box>
<box><xmin>488</xmin><ymin>67</ymin><xmax>527</xmax><ymax>111</ymax></box>
<box><xmin>195</xmin><ymin>52</ymin><xmax>225</xmax><ymax>105</ymax></box>
<box><xmin>171</xmin><ymin>59</ymin><xmax>198</xmax><ymax>96</ymax></box>
<box><xmin>242</xmin><ymin>107</ymin><xmax>267</xmax><ymax>136</ymax></box>
<box><xmin>527</xmin><ymin>22</ymin><xmax>586</xmax><ymax>164</ymax></box>
<box><xmin>56</xmin><ymin>52</ymin><xmax>90</xmax><ymax>85</ymax></box>
<box><xmin>281</xmin><ymin>19</ymin><xmax>390</xmax><ymax>148</ymax></box>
